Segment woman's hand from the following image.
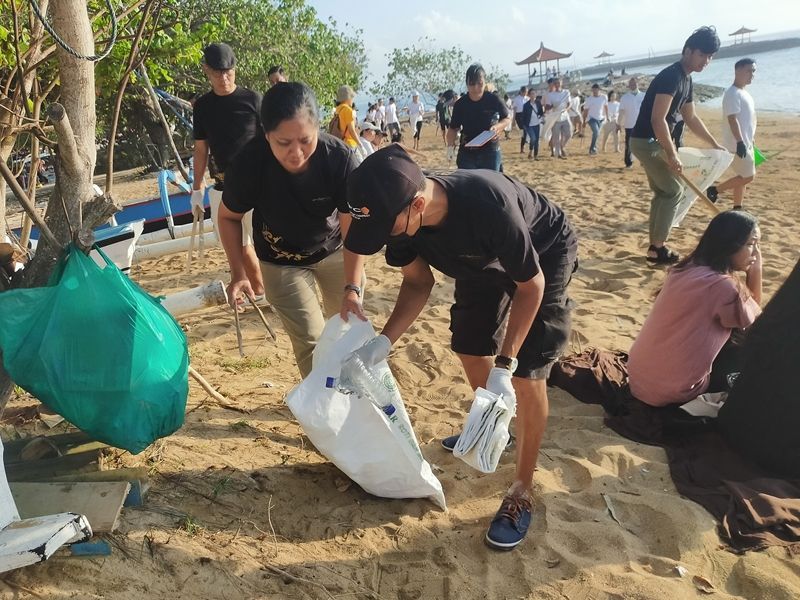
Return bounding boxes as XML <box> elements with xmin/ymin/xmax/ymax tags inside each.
<box><xmin>752</xmin><ymin>240</ymin><xmax>762</xmax><ymax>268</ymax></box>
<box><xmin>227</xmin><ymin>278</ymin><xmax>255</xmax><ymax>310</ymax></box>
<box><xmin>340</xmin><ymin>290</ymin><xmax>367</xmax><ymax>322</ymax></box>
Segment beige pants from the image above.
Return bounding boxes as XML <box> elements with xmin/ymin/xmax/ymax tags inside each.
<box><xmin>260</xmin><ymin>249</ymin><xmax>361</xmax><ymax>378</ymax></box>
<box><xmin>208</xmin><ymin>187</ymin><xmax>254</xmax><ymax>246</ymax></box>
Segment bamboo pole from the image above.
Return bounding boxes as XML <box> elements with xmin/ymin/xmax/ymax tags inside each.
<box><xmin>138</xmin><ymin>68</ymin><xmax>191</xmax><ymax>183</ymax></box>
<box><xmin>676</xmin><ymin>170</ymin><xmax>722</xmax><ymax>215</ymax></box>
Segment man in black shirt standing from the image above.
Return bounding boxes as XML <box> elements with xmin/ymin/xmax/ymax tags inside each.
<box><xmin>631</xmin><ymin>26</ymin><xmax>726</xmax><ymax>264</ymax></box>
<box><xmin>192</xmin><ymin>43</ymin><xmax>264</xmax><ymax>297</ymax></box>
<box><xmin>342</xmin><ymin>145</ymin><xmax>578</xmax><ymax>551</ymax></box>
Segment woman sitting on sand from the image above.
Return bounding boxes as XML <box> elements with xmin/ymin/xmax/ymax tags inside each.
<box><xmin>627</xmin><ymin>211</ymin><xmax>762</xmax><ymax>407</ymax></box>
<box><xmin>218</xmin><ymin>81</ymin><xmax>365</xmax><ymax>377</ymax></box>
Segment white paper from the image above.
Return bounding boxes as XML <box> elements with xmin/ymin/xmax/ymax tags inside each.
<box><xmin>464</xmin><ymin>130</ymin><xmax>496</xmax><ymax>148</ymax></box>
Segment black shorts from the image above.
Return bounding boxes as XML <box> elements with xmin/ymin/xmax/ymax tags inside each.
<box><xmin>449</xmin><ymin>243</ymin><xmax>578</xmax><ymax>379</ymax></box>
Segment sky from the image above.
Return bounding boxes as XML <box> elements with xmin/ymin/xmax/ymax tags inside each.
<box><xmin>306</xmin><ymin>0</ymin><xmax>800</xmax><ymax>91</ymax></box>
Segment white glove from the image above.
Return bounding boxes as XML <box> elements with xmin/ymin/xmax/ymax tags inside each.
<box><xmin>485</xmin><ymin>367</ymin><xmax>516</xmax><ymax>401</ymax></box>
<box><xmin>190</xmin><ymin>189</ymin><xmax>205</xmax><ymax>212</ymax></box>
<box><xmin>348</xmin><ymin>334</ymin><xmax>392</xmax><ymax>367</ymax></box>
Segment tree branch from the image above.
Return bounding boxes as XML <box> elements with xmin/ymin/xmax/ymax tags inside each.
<box><xmin>75</xmin><ymin>194</ymin><xmax>122</xmax><ymax>252</ymax></box>
<box><xmin>46</xmin><ymin>103</ymin><xmax>82</xmax><ymax>177</ymax></box>
<box><xmin>0</xmin><ymin>159</ymin><xmax>61</xmax><ymax>248</ymax></box>
<box><xmin>105</xmin><ymin>0</ymin><xmax>158</xmax><ymax>194</ymax></box>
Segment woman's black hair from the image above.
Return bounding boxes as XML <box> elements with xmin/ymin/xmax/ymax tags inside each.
<box><xmin>676</xmin><ymin>210</ymin><xmax>758</xmax><ymax>273</ymax></box>
<box><xmin>465</xmin><ymin>63</ymin><xmax>485</xmax><ymax>86</ymax></box>
<box><xmin>260</xmin><ymin>81</ymin><xmax>319</xmax><ymax>132</ymax></box>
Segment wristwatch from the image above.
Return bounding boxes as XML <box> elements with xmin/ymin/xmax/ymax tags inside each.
<box><xmin>494</xmin><ymin>355</ymin><xmax>518</xmax><ymax>372</ymax></box>
<box><xmin>344</xmin><ymin>284</ymin><xmax>362</xmax><ymax>298</ymax></box>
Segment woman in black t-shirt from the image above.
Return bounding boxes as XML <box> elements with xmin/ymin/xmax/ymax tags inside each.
<box><xmin>446</xmin><ymin>64</ymin><xmax>511</xmax><ymax>171</ymax></box>
<box><xmin>219</xmin><ymin>82</ymin><xmax>366</xmax><ymax>377</ymax></box>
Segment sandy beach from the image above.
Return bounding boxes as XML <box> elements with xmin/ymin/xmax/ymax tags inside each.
<box><xmin>2</xmin><ymin>107</ymin><xmax>799</xmax><ymax>599</ymax></box>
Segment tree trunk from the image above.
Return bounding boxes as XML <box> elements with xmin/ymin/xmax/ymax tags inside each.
<box><xmin>20</xmin><ymin>0</ymin><xmax>98</xmax><ymax>287</ymax></box>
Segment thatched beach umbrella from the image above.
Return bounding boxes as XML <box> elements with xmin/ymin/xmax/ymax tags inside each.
<box><xmin>594</xmin><ymin>51</ymin><xmax>615</xmax><ymax>65</ymax></box>
<box><xmin>729</xmin><ymin>26</ymin><xmax>757</xmax><ymax>44</ymax></box>
<box><xmin>516</xmin><ymin>42</ymin><xmax>573</xmax><ymax>84</ymax></box>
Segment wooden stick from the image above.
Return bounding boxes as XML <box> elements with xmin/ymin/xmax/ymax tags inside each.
<box><xmin>187</xmin><ymin>366</ymin><xmax>248</xmax><ymax>413</ymax></box>
<box><xmin>246</xmin><ymin>292</ymin><xmax>277</xmax><ymax>341</ymax></box>
<box><xmin>186</xmin><ymin>209</ymin><xmax>199</xmax><ymax>271</ymax></box>
<box><xmin>233</xmin><ymin>303</ymin><xmax>245</xmax><ymax>357</ymax></box>
<box><xmin>198</xmin><ymin>208</ymin><xmax>205</xmax><ymax>262</ymax></box>
<box><xmin>675</xmin><ymin>171</ymin><xmax>721</xmax><ymax>215</ymax></box>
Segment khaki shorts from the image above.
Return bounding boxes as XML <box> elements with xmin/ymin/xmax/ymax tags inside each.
<box><xmin>732</xmin><ymin>152</ymin><xmax>756</xmax><ymax>178</ymax></box>
<box><xmin>208</xmin><ymin>187</ymin><xmax>254</xmax><ymax>246</ymax></box>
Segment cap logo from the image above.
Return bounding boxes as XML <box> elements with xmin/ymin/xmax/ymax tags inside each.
<box><xmin>348</xmin><ymin>203</ymin><xmax>371</xmax><ymax>220</ymax></box>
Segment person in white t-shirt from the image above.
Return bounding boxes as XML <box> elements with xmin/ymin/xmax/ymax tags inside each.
<box><xmin>600</xmin><ymin>90</ymin><xmax>621</xmax><ymax>152</ymax></box>
<box><xmin>375</xmin><ymin>98</ymin><xmax>386</xmax><ymax>131</ymax></box>
<box><xmin>582</xmin><ymin>83</ymin><xmax>607</xmax><ymax>154</ymax></box>
<box><xmin>707</xmin><ymin>58</ymin><xmax>758</xmax><ymax>210</ymax></box>
<box><xmin>355</xmin><ymin>121</ymin><xmax>380</xmax><ymax>164</ymax></box>
<box><xmin>618</xmin><ymin>77</ymin><xmax>645</xmax><ymax>167</ymax></box>
<box><xmin>407</xmin><ymin>91</ymin><xmax>425</xmax><ymax>150</ymax></box>
<box><xmin>385</xmin><ymin>97</ymin><xmax>400</xmax><ymax>139</ymax></box>
<box><xmin>545</xmin><ymin>77</ymin><xmax>572</xmax><ymax>159</ymax></box>
<box><xmin>567</xmin><ymin>91</ymin><xmax>583</xmax><ymax>138</ymax></box>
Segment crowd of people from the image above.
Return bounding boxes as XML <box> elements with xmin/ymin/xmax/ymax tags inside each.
<box><xmin>189</xmin><ymin>24</ymin><xmax>777</xmax><ymax>553</ymax></box>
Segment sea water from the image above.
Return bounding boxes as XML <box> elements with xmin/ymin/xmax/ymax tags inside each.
<box><xmin>624</xmin><ymin>46</ymin><xmax>800</xmax><ymax>114</ymax></box>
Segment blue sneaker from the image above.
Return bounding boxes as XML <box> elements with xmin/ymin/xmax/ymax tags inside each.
<box><xmin>441</xmin><ymin>434</ymin><xmax>514</xmax><ymax>452</ymax></box>
<box><xmin>485</xmin><ymin>494</ymin><xmax>532</xmax><ymax>550</ymax></box>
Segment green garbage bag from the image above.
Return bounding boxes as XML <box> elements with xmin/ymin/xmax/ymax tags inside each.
<box><xmin>753</xmin><ymin>145</ymin><xmax>766</xmax><ymax>167</ymax></box>
<box><xmin>0</xmin><ymin>244</ymin><xmax>188</xmax><ymax>453</ymax></box>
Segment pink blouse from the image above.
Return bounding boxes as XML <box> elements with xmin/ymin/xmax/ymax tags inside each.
<box><xmin>628</xmin><ymin>264</ymin><xmax>760</xmax><ymax>406</ymax></box>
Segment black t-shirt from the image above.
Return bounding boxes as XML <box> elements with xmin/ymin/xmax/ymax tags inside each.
<box><xmin>193</xmin><ymin>87</ymin><xmax>262</xmax><ymax>177</ymax></box>
<box><xmin>632</xmin><ymin>62</ymin><xmax>693</xmax><ymax>140</ymax></box>
<box><xmin>435</xmin><ymin>100</ymin><xmax>447</xmax><ymax>123</ymax></box>
<box><xmin>222</xmin><ymin>133</ymin><xmax>358</xmax><ymax>265</ymax></box>
<box><xmin>385</xmin><ymin>170</ymin><xmax>575</xmax><ymax>282</ymax></box>
<box><xmin>449</xmin><ymin>92</ymin><xmax>509</xmax><ymax>152</ymax></box>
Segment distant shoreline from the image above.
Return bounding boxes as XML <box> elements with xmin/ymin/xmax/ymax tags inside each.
<box><xmin>575</xmin><ymin>37</ymin><xmax>800</xmax><ymax>78</ymax></box>
<box><xmin>524</xmin><ymin>75</ymin><xmax>725</xmax><ymax>105</ymax></box>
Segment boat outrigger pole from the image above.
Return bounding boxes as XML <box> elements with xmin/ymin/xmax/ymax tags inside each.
<box><xmin>138</xmin><ymin>67</ymin><xmax>192</xmax><ymax>239</ymax></box>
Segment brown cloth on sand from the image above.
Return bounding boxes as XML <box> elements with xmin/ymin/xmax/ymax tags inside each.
<box><xmin>549</xmin><ymin>347</ymin><xmax>800</xmax><ymax>552</ymax></box>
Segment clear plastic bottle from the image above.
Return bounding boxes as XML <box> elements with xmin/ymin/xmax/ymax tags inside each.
<box><xmin>326</xmin><ymin>355</ymin><xmax>396</xmax><ymax>416</ymax></box>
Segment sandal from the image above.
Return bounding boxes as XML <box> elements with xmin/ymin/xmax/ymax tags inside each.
<box><xmin>646</xmin><ymin>245</ymin><xmax>680</xmax><ymax>264</ymax></box>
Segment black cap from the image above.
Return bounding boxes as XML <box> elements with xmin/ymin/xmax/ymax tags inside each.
<box><xmin>203</xmin><ymin>43</ymin><xmax>236</xmax><ymax>70</ymax></box>
<box><xmin>345</xmin><ymin>145</ymin><xmax>426</xmax><ymax>255</ymax></box>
